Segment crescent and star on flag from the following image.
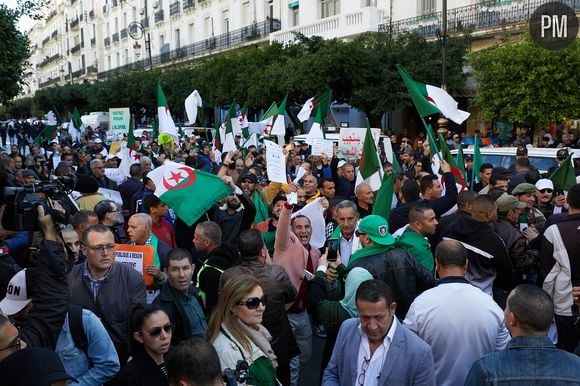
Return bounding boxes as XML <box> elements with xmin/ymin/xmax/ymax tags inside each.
<box><xmin>162</xmin><ymin>167</ymin><xmax>197</xmax><ymax>190</ymax></box>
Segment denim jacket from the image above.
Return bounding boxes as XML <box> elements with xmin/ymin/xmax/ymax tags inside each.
<box><xmin>465</xmin><ymin>336</ymin><xmax>580</xmax><ymax>385</ymax></box>
<box><xmin>56</xmin><ymin>309</ymin><xmax>120</xmax><ymax>385</ymax></box>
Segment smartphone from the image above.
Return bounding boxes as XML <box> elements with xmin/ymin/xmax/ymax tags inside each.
<box><xmin>554</xmin><ymin>189</ymin><xmax>564</xmax><ymax>196</ymax></box>
<box><xmin>327</xmin><ymin>239</ymin><xmax>339</xmax><ymax>262</ymax></box>
<box><xmin>303</xmin><ymin>270</ymin><xmax>315</xmax><ymax>281</ymax></box>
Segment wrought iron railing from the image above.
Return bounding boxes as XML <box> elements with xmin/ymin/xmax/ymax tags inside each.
<box><xmin>112</xmin><ymin>32</ymin><xmax>120</xmax><ymax>42</ymax></box>
<box><xmin>70</xmin><ymin>43</ymin><xmax>82</xmax><ymax>54</ymax></box>
<box><xmin>379</xmin><ymin>0</ymin><xmax>580</xmax><ymax>38</ymax></box>
<box><xmin>97</xmin><ymin>18</ymin><xmax>281</xmax><ymax>80</ymax></box>
<box><xmin>183</xmin><ymin>0</ymin><xmax>194</xmax><ymax>9</ymax></box>
<box><xmin>154</xmin><ymin>10</ymin><xmax>165</xmax><ymax>23</ymax></box>
<box><xmin>121</xmin><ymin>28</ymin><xmax>128</xmax><ymax>39</ymax></box>
<box><xmin>170</xmin><ymin>2</ymin><xmax>181</xmax><ymax>15</ymax></box>
<box><xmin>104</xmin><ymin>37</ymin><xmax>111</xmax><ymax>46</ymax></box>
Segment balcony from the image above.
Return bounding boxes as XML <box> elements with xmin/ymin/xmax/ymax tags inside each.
<box><xmin>51</xmin><ymin>30</ymin><xmax>58</xmax><ymax>39</ymax></box>
<box><xmin>112</xmin><ymin>32</ymin><xmax>119</xmax><ymax>42</ymax></box>
<box><xmin>112</xmin><ymin>0</ymin><xmax>118</xmax><ymax>6</ymax></box>
<box><xmin>39</xmin><ymin>77</ymin><xmax>60</xmax><ymax>88</ymax></box>
<box><xmin>38</xmin><ymin>53</ymin><xmax>60</xmax><ymax>68</ymax></box>
<box><xmin>154</xmin><ymin>10</ymin><xmax>165</xmax><ymax>23</ymax></box>
<box><xmin>90</xmin><ymin>37</ymin><xmax>96</xmax><ymax>46</ymax></box>
<box><xmin>170</xmin><ymin>2</ymin><xmax>181</xmax><ymax>16</ymax></box>
<box><xmin>42</xmin><ymin>37</ymin><xmax>50</xmax><ymax>46</ymax></box>
<box><xmin>183</xmin><ymin>0</ymin><xmax>194</xmax><ymax>10</ymax></box>
<box><xmin>89</xmin><ymin>10</ymin><xmax>94</xmax><ymax>19</ymax></box>
<box><xmin>70</xmin><ymin>43</ymin><xmax>82</xmax><ymax>54</ymax></box>
<box><xmin>86</xmin><ymin>65</ymin><xmax>98</xmax><ymax>74</ymax></box>
<box><xmin>141</xmin><ymin>18</ymin><xmax>149</xmax><ymax>28</ymax></box>
<box><xmin>270</xmin><ymin>6</ymin><xmax>387</xmax><ymax>45</ymax></box>
<box><xmin>96</xmin><ymin>19</ymin><xmax>281</xmax><ymax>80</ymax></box>
<box><xmin>72</xmin><ymin>69</ymin><xmax>83</xmax><ymax>79</ymax></box>
<box><xmin>379</xmin><ymin>0</ymin><xmax>580</xmax><ymax>39</ymax></box>
<box><xmin>70</xmin><ymin>17</ymin><xmax>80</xmax><ymax>29</ymax></box>
<box><xmin>121</xmin><ymin>28</ymin><xmax>128</xmax><ymax>39</ymax></box>
<box><xmin>104</xmin><ymin>37</ymin><xmax>111</xmax><ymax>46</ymax></box>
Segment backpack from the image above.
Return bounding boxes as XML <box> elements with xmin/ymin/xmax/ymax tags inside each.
<box><xmin>68</xmin><ymin>304</ymin><xmax>88</xmax><ymax>354</ymax></box>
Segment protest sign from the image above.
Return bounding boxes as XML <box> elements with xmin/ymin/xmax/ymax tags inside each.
<box><xmin>115</xmin><ymin>244</ymin><xmax>155</xmax><ymax>286</ymax></box>
<box><xmin>265</xmin><ymin>140</ymin><xmax>287</xmax><ymax>183</ymax></box>
<box><xmin>338</xmin><ymin>128</ymin><xmax>381</xmax><ymax>159</ymax></box>
<box><xmin>109</xmin><ymin>108</ymin><xmax>131</xmax><ymax>134</ymax></box>
<box><xmin>311</xmin><ymin>138</ymin><xmax>334</xmax><ymax>157</ymax></box>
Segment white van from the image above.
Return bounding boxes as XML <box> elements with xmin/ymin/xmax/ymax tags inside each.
<box><xmin>450</xmin><ymin>147</ymin><xmax>580</xmax><ymax>175</ymax></box>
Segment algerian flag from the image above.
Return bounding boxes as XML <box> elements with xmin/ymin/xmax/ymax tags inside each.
<box><xmin>271</xmin><ymin>96</ymin><xmax>287</xmax><ymax>136</ymax></box>
<box><xmin>259</xmin><ymin>102</ymin><xmax>278</xmax><ymax>136</ymax></box>
<box><xmin>373</xmin><ymin>173</ymin><xmax>395</xmax><ymax>220</ymax></box>
<box><xmin>297</xmin><ymin>90</ymin><xmax>332</xmax><ymax>122</ymax></box>
<box><xmin>457</xmin><ymin>144</ymin><xmax>467</xmax><ymax>184</ymax></box>
<box><xmin>148</xmin><ymin>161</ymin><xmax>233</xmax><ymax>225</ymax></box>
<box><xmin>213</xmin><ymin>119</ymin><xmax>223</xmax><ymax>151</ymax></box>
<box><xmin>119</xmin><ymin>116</ymin><xmax>140</xmax><ymax>177</ymax></box>
<box><xmin>222</xmin><ymin>103</ymin><xmax>238</xmax><ymax>153</ymax></box>
<box><xmin>471</xmin><ymin>135</ymin><xmax>483</xmax><ymax>189</ymax></box>
<box><xmin>397</xmin><ymin>64</ymin><xmax>470</xmax><ymax>125</ymax></box>
<box><xmin>549</xmin><ymin>154</ymin><xmax>576</xmax><ymax>191</ymax></box>
<box><xmin>35</xmin><ymin>111</ymin><xmax>58</xmax><ymax>145</ymax></box>
<box><xmin>437</xmin><ymin>132</ymin><xmax>466</xmax><ymax>191</ymax></box>
<box><xmin>184</xmin><ymin>90</ymin><xmax>202</xmax><ymax>125</ymax></box>
<box><xmin>239</xmin><ymin>102</ymin><xmax>250</xmax><ymax>138</ymax></box>
<box><xmin>355</xmin><ymin>124</ymin><xmax>383</xmax><ymax>191</ymax></box>
<box><xmin>305</xmin><ymin>108</ymin><xmax>325</xmax><ymax>146</ymax></box>
<box><xmin>157</xmin><ymin>81</ymin><xmax>179</xmax><ymax>142</ymax></box>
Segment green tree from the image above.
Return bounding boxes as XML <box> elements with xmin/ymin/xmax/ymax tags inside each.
<box><xmin>0</xmin><ymin>4</ymin><xmax>30</xmax><ymax>104</ymax></box>
<box><xmin>469</xmin><ymin>37</ymin><xmax>580</xmax><ymax>128</ymax></box>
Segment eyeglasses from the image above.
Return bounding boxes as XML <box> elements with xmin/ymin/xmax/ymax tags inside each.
<box><xmin>355</xmin><ymin>230</ymin><xmax>367</xmax><ymax>237</ymax></box>
<box><xmin>84</xmin><ymin>243</ymin><xmax>116</xmax><ymax>253</ymax></box>
<box><xmin>237</xmin><ymin>295</ymin><xmax>268</xmax><ymax>310</ymax></box>
<box><xmin>539</xmin><ymin>188</ymin><xmax>553</xmax><ymax>194</ymax></box>
<box><xmin>401</xmin><ymin>140</ymin><xmax>410</xmax><ymax>143</ymax></box>
<box><xmin>358</xmin><ymin>356</ymin><xmax>370</xmax><ymax>385</ymax></box>
<box><xmin>144</xmin><ymin>323</ymin><xmax>174</xmax><ymax>338</ymax></box>
<box><xmin>0</xmin><ymin>336</ymin><xmax>21</xmax><ymax>352</ymax></box>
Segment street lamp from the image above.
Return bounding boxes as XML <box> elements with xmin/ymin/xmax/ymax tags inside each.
<box><xmin>128</xmin><ymin>21</ymin><xmax>152</xmax><ymax>69</ymax></box>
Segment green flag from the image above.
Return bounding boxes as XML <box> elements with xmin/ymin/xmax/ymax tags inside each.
<box><xmin>438</xmin><ymin>133</ymin><xmax>466</xmax><ymax>189</ymax></box>
<box><xmin>72</xmin><ymin>107</ymin><xmax>83</xmax><ymax>130</ymax></box>
<box><xmin>259</xmin><ymin>102</ymin><xmax>279</xmax><ymax>137</ymax></box>
<box><xmin>127</xmin><ymin>115</ymin><xmax>136</xmax><ymax>150</ymax></box>
<box><xmin>34</xmin><ymin>125</ymin><xmax>57</xmax><ymax>146</ymax></box>
<box><xmin>457</xmin><ymin>145</ymin><xmax>467</xmax><ymax>183</ymax></box>
<box><xmin>471</xmin><ymin>135</ymin><xmax>482</xmax><ymax>189</ymax></box>
<box><xmin>549</xmin><ymin>154</ymin><xmax>576</xmax><ymax>191</ymax></box>
<box><xmin>151</xmin><ymin>120</ymin><xmax>159</xmax><ymax>139</ymax></box>
<box><xmin>355</xmin><ymin>123</ymin><xmax>383</xmax><ymax>191</ymax></box>
<box><xmin>373</xmin><ymin>173</ymin><xmax>395</xmax><ymax>220</ymax></box>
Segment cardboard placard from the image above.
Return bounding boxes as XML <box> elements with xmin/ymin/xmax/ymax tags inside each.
<box><xmin>115</xmin><ymin>244</ymin><xmax>155</xmax><ymax>286</ymax></box>
<box><xmin>338</xmin><ymin>128</ymin><xmax>381</xmax><ymax>159</ymax></box>
<box><xmin>310</xmin><ymin>138</ymin><xmax>334</xmax><ymax>157</ymax></box>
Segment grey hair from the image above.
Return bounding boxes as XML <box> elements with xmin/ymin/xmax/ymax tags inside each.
<box><xmin>335</xmin><ymin>200</ymin><xmax>358</xmax><ymax>213</ymax></box>
<box><xmin>90</xmin><ymin>159</ymin><xmax>103</xmax><ymax>169</ymax></box>
<box><xmin>196</xmin><ymin>221</ymin><xmax>222</xmax><ymax>246</ymax></box>
<box><xmin>130</xmin><ymin>213</ymin><xmax>152</xmax><ymax>229</ymax></box>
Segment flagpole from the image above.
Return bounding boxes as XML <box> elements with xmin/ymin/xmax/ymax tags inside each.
<box><xmin>419</xmin><ymin>115</ymin><xmax>442</xmax><ymax>162</ymax></box>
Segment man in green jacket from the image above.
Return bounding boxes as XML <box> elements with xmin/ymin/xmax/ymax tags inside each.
<box><xmin>395</xmin><ymin>204</ymin><xmax>438</xmax><ymax>272</ymax></box>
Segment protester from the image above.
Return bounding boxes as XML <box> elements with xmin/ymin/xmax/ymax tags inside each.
<box><xmin>166</xmin><ymin>340</ymin><xmax>223</xmax><ymax>386</ymax></box>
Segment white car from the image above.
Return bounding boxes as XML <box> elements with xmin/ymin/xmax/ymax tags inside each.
<box><xmin>450</xmin><ymin>147</ymin><xmax>580</xmax><ymax>175</ymax></box>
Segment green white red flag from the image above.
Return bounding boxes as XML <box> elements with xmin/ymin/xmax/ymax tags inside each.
<box><xmin>148</xmin><ymin>161</ymin><xmax>233</xmax><ymax>225</ymax></box>
<box><xmin>157</xmin><ymin>81</ymin><xmax>179</xmax><ymax>142</ymax></box>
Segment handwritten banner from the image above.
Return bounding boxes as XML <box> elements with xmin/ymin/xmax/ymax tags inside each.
<box><xmin>265</xmin><ymin>140</ymin><xmax>287</xmax><ymax>183</ymax></box>
<box><xmin>338</xmin><ymin>128</ymin><xmax>381</xmax><ymax>160</ymax></box>
<box><xmin>115</xmin><ymin>244</ymin><xmax>155</xmax><ymax>286</ymax></box>
<box><xmin>311</xmin><ymin>138</ymin><xmax>334</xmax><ymax>157</ymax></box>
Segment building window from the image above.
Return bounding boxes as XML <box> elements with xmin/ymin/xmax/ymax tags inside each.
<box><xmin>174</xmin><ymin>29</ymin><xmax>180</xmax><ymax>48</ymax></box>
<box><xmin>321</xmin><ymin>0</ymin><xmax>340</xmax><ymax>19</ymax></box>
<box><xmin>420</xmin><ymin>0</ymin><xmax>436</xmax><ymax>15</ymax></box>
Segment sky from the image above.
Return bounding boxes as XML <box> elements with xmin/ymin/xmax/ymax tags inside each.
<box><xmin>2</xmin><ymin>0</ymin><xmax>36</xmax><ymax>33</ymax></box>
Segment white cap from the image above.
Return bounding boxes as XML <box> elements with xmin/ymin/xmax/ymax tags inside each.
<box><xmin>535</xmin><ymin>178</ymin><xmax>554</xmax><ymax>191</ymax></box>
<box><xmin>337</xmin><ymin>160</ymin><xmax>347</xmax><ymax>168</ymax></box>
<box><xmin>0</xmin><ymin>269</ymin><xmax>31</xmax><ymax>316</ymax></box>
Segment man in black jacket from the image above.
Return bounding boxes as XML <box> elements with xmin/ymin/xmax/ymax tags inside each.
<box><xmin>154</xmin><ymin>249</ymin><xmax>206</xmax><ymax>345</ymax></box>
<box><xmin>193</xmin><ymin>221</ymin><xmax>240</xmax><ymax>315</ymax></box>
<box><xmin>220</xmin><ymin>229</ymin><xmax>297</xmax><ymax>386</ymax></box>
<box><xmin>419</xmin><ymin>160</ymin><xmax>458</xmax><ymax>217</ymax></box>
<box><xmin>442</xmin><ymin>195</ymin><xmax>516</xmax><ymax>308</ymax></box>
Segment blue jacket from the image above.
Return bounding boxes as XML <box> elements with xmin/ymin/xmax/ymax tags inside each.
<box><xmin>322</xmin><ymin>318</ymin><xmax>435</xmax><ymax>386</ymax></box>
<box><xmin>465</xmin><ymin>336</ymin><xmax>580</xmax><ymax>385</ymax></box>
<box><xmin>56</xmin><ymin>309</ymin><xmax>120</xmax><ymax>385</ymax></box>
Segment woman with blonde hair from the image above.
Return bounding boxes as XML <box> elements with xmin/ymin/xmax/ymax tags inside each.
<box><xmin>207</xmin><ymin>274</ymin><xmax>278</xmax><ymax>385</ymax></box>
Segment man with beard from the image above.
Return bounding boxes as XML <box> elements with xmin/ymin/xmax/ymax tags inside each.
<box><xmin>395</xmin><ymin>204</ymin><xmax>438</xmax><ymax>272</ymax></box>
<box><xmin>210</xmin><ymin>175</ymin><xmax>256</xmax><ymax>245</ymax></box>
<box><xmin>255</xmin><ymin>194</ymin><xmax>287</xmax><ymax>256</ymax></box>
<box><xmin>237</xmin><ymin>172</ymin><xmax>268</xmax><ymax>224</ymax></box>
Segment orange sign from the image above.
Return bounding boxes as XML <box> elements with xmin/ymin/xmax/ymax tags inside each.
<box><xmin>115</xmin><ymin>244</ymin><xmax>155</xmax><ymax>286</ymax></box>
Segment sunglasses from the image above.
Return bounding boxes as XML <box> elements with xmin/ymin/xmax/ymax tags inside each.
<box><xmin>355</xmin><ymin>230</ymin><xmax>367</xmax><ymax>237</ymax></box>
<box><xmin>237</xmin><ymin>295</ymin><xmax>268</xmax><ymax>310</ymax></box>
<box><xmin>145</xmin><ymin>323</ymin><xmax>174</xmax><ymax>338</ymax></box>
<box><xmin>539</xmin><ymin>188</ymin><xmax>553</xmax><ymax>194</ymax></box>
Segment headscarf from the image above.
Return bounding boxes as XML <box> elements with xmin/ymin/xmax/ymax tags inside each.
<box><xmin>339</xmin><ymin>267</ymin><xmax>374</xmax><ymax>318</ymax></box>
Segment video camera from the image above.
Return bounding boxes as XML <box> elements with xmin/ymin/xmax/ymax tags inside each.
<box><xmin>223</xmin><ymin>360</ymin><xmax>252</xmax><ymax>386</ymax></box>
<box><xmin>2</xmin><ymin>175</ymin><xmax>79</xmax><ymax>231</ymax></box>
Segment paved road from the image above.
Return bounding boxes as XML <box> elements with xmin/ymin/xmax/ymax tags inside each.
<box><xmin>298</xmin><ymin>335</ymin><xmax>326</xmax><ymax>386</ymax></box>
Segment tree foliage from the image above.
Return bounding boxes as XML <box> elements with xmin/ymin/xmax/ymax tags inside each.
<box><xmin>0</xmin><ymin>4</ymin><xmax>30</xmax><ymax>104</ymax></box>
<box><xmin>469</xmin><ymin>37</ymin><xmax>580</xmax><ymax>128</ymax></box>
<box><xmin>10</xmin><ymin>32</ymin><xmax>469</xmax><ymax>126</ymax></box>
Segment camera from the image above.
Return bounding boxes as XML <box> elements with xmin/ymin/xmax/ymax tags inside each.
<box><xmin>2</xmin><ymin>176</ymin><xmax>79</xmax><ymax>231</ymax></box>
<box><xmin>223</xmin><ymin>360</ymin><xmax>251</xmax><ymax>386</ymax></box>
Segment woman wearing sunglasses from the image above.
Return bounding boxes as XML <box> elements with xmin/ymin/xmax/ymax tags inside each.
<box><xmin>207</xmin><ymin>274</ymin><xmax>278</xmax><ymax>385</ymax></box>
<box><xmin>110</xmin><ymin>304</ymin><xmax>172</xmax><ymax>386</ymax></box>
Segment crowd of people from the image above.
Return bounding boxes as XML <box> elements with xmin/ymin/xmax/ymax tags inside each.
<box><xmin>0</xmin><ymin>123</ymin><xmax>579</xmax><ymax>386</ymax></box>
